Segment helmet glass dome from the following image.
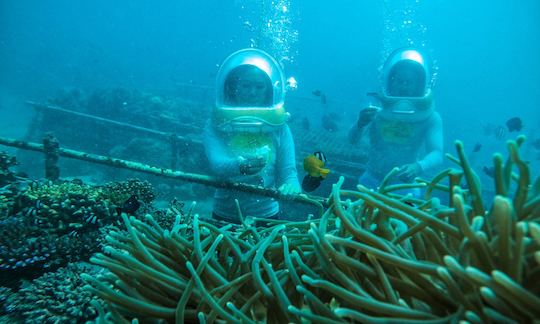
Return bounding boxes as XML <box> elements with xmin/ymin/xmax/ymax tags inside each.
<box><xmin>382</xmin><ymin>48</ymin><xmax>430</xmax><ymax>98</ymax></box>
<box><xmin>216</xmin><ymin>48</ymin><xmax>285</xmax><ymax>109</ymax></box>
<box><xmin>213</xmin><ymin>49</ymin><xmax>289</xmax><ymax>130</ymax></box>
<box><xmin>378</xmin><ymin>48</ymin><xmax>434</xmax><ymax>122</ymax></box>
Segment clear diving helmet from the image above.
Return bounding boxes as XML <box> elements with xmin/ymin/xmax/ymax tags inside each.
<box><xmin>379</xmin><ymin>48</ymin><xmax>434</xmax><ymax>122</ymax></box>
<box><xmin>213</xmin><ymin>48</ymin><xmax>289</xmax><ymax>132</ymax></box>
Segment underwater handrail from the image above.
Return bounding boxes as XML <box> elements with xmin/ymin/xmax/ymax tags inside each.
<box><xmin>0</xmin><ymin>136</ymin><xmax>328</xmax><ymax>210</ymax></box>
<box><xmin>25</xmin><ymin>101</ymin><xmax>365</xmax><ymax>182</ymax></box>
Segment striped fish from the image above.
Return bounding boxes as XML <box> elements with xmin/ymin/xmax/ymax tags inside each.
<box><xmin>313</xmin><ymin>151</ymin><xmax>327</xmax><ymax>163</ymax></box>
<box><xmin>483</xmin><ymin>123</ymin><xmax>506</xmax><ymax>140</ymax></box>
<box><xmin>494</xmin><ymin>125</ymin><xmax>506</xmax><ymax>140</ymax></box>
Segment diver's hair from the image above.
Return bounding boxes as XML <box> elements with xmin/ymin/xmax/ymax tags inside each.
<box><xmin>223</xmin><ymin>65</ymin><xmax>273</xmax><ymax>106</ymax></box>
<box><xmin>387</xmin><ymin>60</ymin><xmax>426</xmax><ymax>97</ymax></box>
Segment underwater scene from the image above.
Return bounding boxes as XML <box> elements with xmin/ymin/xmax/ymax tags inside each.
<box><xmin>1</xmin><ymin>0</ymin><xmax>539</xmax><ymax>322</ymax></box>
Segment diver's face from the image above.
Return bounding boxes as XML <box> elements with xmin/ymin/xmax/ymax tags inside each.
<box><xmin>232</xmin><ymin>71</ymin><xmax>269</xmax><ymax>106</ymax></box>
<box><xmin>388</xmin><ymin>69</ymin><xmax>422</xmax><ymax>97</ymax></box>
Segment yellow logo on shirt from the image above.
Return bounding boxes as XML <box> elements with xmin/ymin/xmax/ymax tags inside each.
<box><xmin>229</xmin><ymin>133</ymin><xmax>275</xmax><ymax>163</ymax></box>
<box><xmin>379</xmin><ymin>120</ymin><xmax>414</xmax><ymax>144</ymax></box>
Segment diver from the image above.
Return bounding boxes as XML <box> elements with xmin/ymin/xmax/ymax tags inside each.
<box><xmin>348</xmin><ymin>47</ymin><xmax>443</xmax><ymax>195</ymax></box>
<box><xmin>204</xmin><ymin>48</ymin><xmax>301</xmax><ymax>225</ymax></box>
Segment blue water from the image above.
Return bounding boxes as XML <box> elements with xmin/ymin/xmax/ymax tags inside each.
<box><xmin>0</xmin><ymin>1</ymin><xmax>539</xmax><ymax>321</ymax></box>
<box><xmin>1</xmin><ymin>0</ymin><xmax>539</xmax><ymax>179</ymax></box>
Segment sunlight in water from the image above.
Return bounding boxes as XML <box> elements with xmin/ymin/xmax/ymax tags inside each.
<box><xmin>381</xmin><ymin>0</ymin><xmax>438</xmax><ymax>87</ymax></box>
<box><xmin>235</xmin><ymin>0</ymin><xmax>298</xmax><ymax>66</ymax></box>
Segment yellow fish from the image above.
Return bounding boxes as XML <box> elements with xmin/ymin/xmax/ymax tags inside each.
<box><xmin>303</xmin><ymin>152</ymin><xmax>330</xmax><ymax>178</ymax></box>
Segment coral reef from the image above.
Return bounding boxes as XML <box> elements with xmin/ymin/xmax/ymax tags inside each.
<box><xmin>0</xmin><ymin>286</ymin><xmax>13</xmax><ymax>315</ymax></box>
<box><xmin>1</xmin><ymin>263</ymin><xmax>106</xmax><ymax>323</ymax></box>
<box><xmin>102</xmin><ymin>178</ymin><xmax>155</xmax><ymax>206</ymax></box>
<box><xmin>0</xmin><ymin>151</ymin><xmax>18</xmax><ymax>186</ymax></box>
<box><xmin>0</xmin><ymin>152</ymin><xmax>163</xmax><ymax>322</ymax></box>
<box><xmin>84</xmin><ymin>136</ymin><xmax>540</xmax><ymax>323</ymax></box>
<box><xmin>0</xmin><ymin>164</ymin><xmax>156</xmax><ymax>287</ymax></box>
<box><xmin>0</xmin><ymin>152</ymin><xmax>27</xmax><ymax>236</ymax></box>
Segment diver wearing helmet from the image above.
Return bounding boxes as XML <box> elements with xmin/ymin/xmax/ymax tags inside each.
<box><xmin>348</xmin><ymin>48</ymin><xmax>443</xmax><ymax>192</ymax></box>
<box><xmin>204</xmin><ymin>48</ymin><xmax>301</xmax><ymax>224</ymax></box>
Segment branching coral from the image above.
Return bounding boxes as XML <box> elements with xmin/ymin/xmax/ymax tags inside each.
<box><xmin>0</xmin><ymin>152</ymin><xmax>20</xmax><ymax>215</ymax></box>
<box><xmin>0</xmin><ymin>151</ymin><xmax>18</xmax><ymax>187</ymax></box>
<box><xmin>0</xmin><ymin>177</ymin><xmax>155</xmax><ymax>287</ymax></box>
<box><xmin>84</xmin><ymin>137</ymin><xmax>540</xmax><ymax>323</ymax></box>
<box><xmin>102</xmin><ymin>178</ymin><xmax>155</xmax><ymax>206</ymax></box>
<box><xmin>2</xmin><ymin>263</ymin><xmax>106</xmax><ymax>322</ymax></box>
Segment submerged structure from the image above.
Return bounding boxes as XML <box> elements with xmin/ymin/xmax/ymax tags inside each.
<box><xmin>1</xmin><ymin>89</ymin><xmax>538</xmax><ymax>322</ymax></box>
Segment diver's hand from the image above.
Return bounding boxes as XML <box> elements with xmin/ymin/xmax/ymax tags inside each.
<box><xmin>238</xmin><ymin>155</ymin><xmax>267</xmax><ymax>175</ymax></box>
<box><xmin>278</xmin><ymin>182</ymin><xmax>301</xmax><ymax>196</ymax></box>
<box><xmin>397</xmin><ymin>162</ymin><xmax>422</xmax><ymax>183</ymax></box>
<box><xmin>357</xmin><ymin>106</ymin><xmax>378</xmax><ymax>128</ymax></box>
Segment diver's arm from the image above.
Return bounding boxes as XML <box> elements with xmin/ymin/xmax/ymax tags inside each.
<box><xmin>348</xmin><ymin>123</ymin><xmax>362</xmax><ymax>144</ymax></box>
<box><xmin>203</xmin><ymin>123</ymin><xmax>242</xmax><ymax>176</ymax></box>
<box><xmin>348</xmin><ymin>122</ymin><xmax>372</xmax><ymax>145</ymax></box>
<box><xmin>348</xmin><ymin>108</ymin><xmax>376</xmax><ymax>144</ymax></box>
<box><xmin>277</xmin><ymin>125</ymin><xmax>300</xmax><ymax>187</ymax></box>
<box><xmin>418</xmin><ymin>113</ymin><xmax>444</xmax><ymax>172</ymax></box>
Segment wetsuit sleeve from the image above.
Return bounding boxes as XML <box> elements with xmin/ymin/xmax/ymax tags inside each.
<box><xmin>418</xmin><ymin>113</ymin><xmax>443</xmax><ymax>172</ymax></box>
<box><xmin>277</xmin><ymin>125</ymin><xmax>300</xmax><ymax>187</ymax></box>
<box><xmin>348</xmin><ymin>122</ymin><xmax>369</xmax><ymax>144</ymax></box>
<box><xmin>203</xmin><ymin>123</ymin><xmax>241</xmax><ymax>176</ymax></box>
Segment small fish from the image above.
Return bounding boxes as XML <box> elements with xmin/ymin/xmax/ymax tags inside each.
<box><xmin>302</xmin><ymin>152</ymin><xmax>330</xmax><ymax>192</ymax></box>
<box><xmin>321</xmin><ymin>114</ymin><xmax>339</xmax><ymax>132</ymax></box>
<box><xmin>483</xmin><ymin>123</ymin><xmax>506</xmax><ymax>140</ymax></box>
<box><xmin>303</xmin><ymin>152</ymin><xmax>330</xmax><ymax>178</ymax></box>
<box><xmin>314</xmin><ymin>151</ymin><xmax>327</xmax><ymax>163</ymax></box>
<box><xmin>494</xmin><ymin>125</ymin><xmax>506</xmax><ymax>140</ymax></box>
<box><xmin>312</xmin><ymin>90</ymin><xmax>322</xmax><ymax>97</ymax></box>
<box><xmin>116</xmin><ymin>195</ymin><xmax>141</xmax><ymax>216</ymax></box>
<box><xmin>403</xmin><ymin>201</ymin><xmax>415</xmax><ymax>207</ymax></box>
<box><xmin>506</xmin><ymin>117</ymin><xmax>523</xmax><ymax>132</ymax></box>
<box><xmin>482</xmin><ymin>166</ymin><xmax>495</xmax><ymax>178</ymax></box>
<box><xmin>473</xmin><ymin>143</ymin><xmax>482</xmax><ymax>153</ymax></box>
<box><xmin>321</xmin><ymin>94</ymin><xmax>327</xmax><ymax>105</ymax></box>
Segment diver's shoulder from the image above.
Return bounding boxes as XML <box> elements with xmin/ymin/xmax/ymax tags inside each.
<box><xmin>277</xmin><ymin>123</ymin><xmax>292</xmax><ymax>133</ymax></box>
